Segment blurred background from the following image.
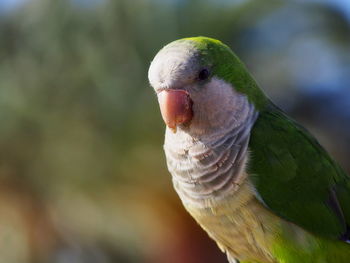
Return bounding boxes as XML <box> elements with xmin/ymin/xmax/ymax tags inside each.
<box><xmin>0</xmin><ymin>0</ymin><xmax>349</xmax><ymax>262</ymax></box>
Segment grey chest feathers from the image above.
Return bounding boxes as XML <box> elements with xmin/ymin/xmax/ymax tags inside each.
<box><xmin>163</xmin><ymin>101</ymin><xmax>258</xmax><ymax>208</ymax></box>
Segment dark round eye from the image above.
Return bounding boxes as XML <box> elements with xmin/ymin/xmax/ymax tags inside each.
<box><xmin>198</xmin><ymin>69</ymin><xmax>210</xmax><ymax>80</ymax></box>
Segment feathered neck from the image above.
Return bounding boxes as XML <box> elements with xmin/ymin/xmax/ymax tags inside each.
<box><xmin>163</xmin><ymin>81</ymin><xmax>258</xmax><ymax>207</ymax></box>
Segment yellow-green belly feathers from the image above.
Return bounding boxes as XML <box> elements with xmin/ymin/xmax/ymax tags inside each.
<box><xmin>184</xmin><ymin>177</ymin><xmax>278</xmax><ymax>263</ymax></box>
<box><xmin>183</xmin><ymin>176</ymin><xmax>350</xmax><ymax>263</ymax></box>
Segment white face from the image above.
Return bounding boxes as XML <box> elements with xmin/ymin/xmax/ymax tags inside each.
<box><xmin>148</xmin><ymin>43</ymin><xmax>251</xmax><ymax>139</ymax></box>
<box><xmin>148</xmin><ymin>41</ymin><xmax>202</xmax><ymax>93</ymax></box>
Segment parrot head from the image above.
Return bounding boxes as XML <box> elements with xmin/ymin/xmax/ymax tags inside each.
<box><xmin>148</xmin><ymin>37</ymin><xmax>267</xmax><ymax>136</ymax></box>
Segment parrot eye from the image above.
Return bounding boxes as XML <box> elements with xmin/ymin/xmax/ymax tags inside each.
<box><xmin>198</xmin><ymin>69</ymin><xmax>210</xmax><ymax>81</ymax></box>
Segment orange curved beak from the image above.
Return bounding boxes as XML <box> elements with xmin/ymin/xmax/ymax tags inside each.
<box><xmin>157</xmin><ymin>89</ymin><xmax>193</xmax><ymax>132</ymax></box>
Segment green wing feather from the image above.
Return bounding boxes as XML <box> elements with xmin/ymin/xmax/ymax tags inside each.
<box><xmin>248</xmin><ymin>102</ymin><xmax>350</xmax><ymax>239</ymax></box>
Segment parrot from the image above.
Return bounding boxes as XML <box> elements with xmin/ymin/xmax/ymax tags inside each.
<box><xmin>148</xmin><ymin>36</ymin><xmax>350</xmax><ymax>263</ymax></box>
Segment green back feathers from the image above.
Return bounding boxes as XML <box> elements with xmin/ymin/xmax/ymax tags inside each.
<box><xmin>248</xmin><ymin>102</ymin><xmax>350</xmax><ymax>239</ymax></box>
<box><xmin>179</xmin><ymin>37</ymin><xmax>268</xmax><ymax>110</ymax></box>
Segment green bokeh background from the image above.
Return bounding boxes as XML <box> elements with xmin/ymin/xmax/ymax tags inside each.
<box><xmin>0</xmin><ymin>0</ymin><xmax>349</xmax><ymax>262</ymax></box>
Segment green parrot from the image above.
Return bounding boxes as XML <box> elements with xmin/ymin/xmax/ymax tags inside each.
<box><xmin>148</xmin><ymin>37</ymin><xmax>350</xmax><ymax>263</ymax></box>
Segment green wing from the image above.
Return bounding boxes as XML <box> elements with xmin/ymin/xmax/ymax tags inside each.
<box><xmin>248</xmin><ymin>102</ymin><xmax>350</xmax><ymax>239</ymax></box>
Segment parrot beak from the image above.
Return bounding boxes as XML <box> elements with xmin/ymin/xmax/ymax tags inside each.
<box><xmin>157</xmin><ymin>89</ymin><xmax>193</xmax><ymax>132</ymax></box>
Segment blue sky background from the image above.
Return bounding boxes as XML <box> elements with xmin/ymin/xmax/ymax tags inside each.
<box><xmin>0</xmin><ymin>0</ymin><xmax>27</xmax><ymax>11</ymax></box>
